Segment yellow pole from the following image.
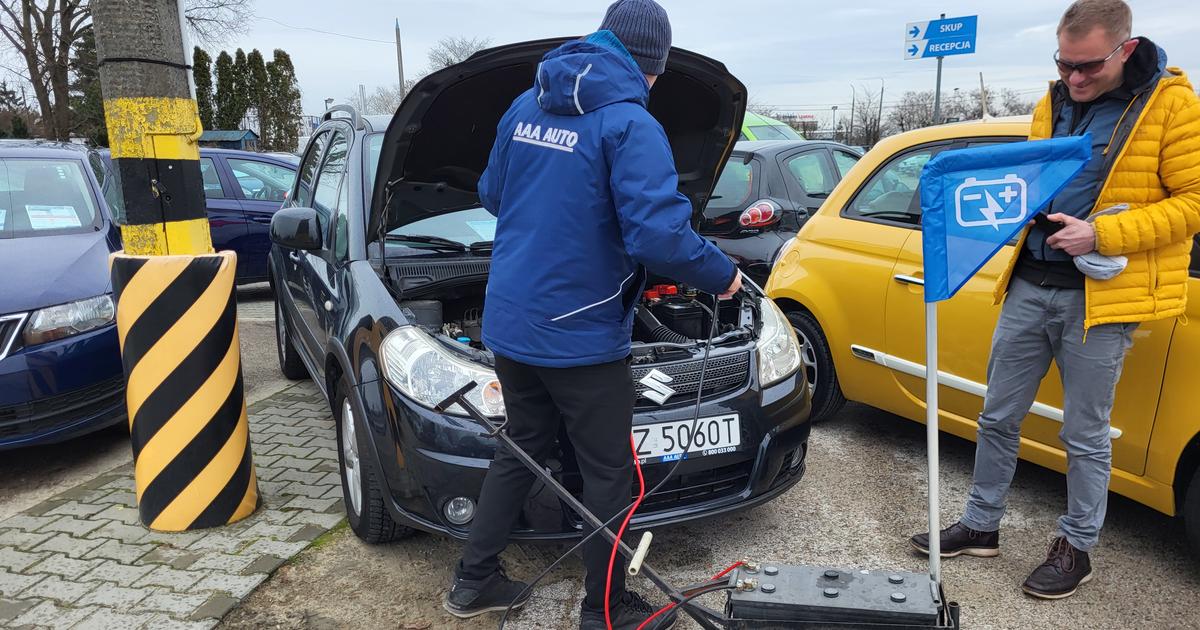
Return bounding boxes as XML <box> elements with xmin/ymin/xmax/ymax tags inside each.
<box><xmin>93</xmin><ymin>0</ymin><xmax>258</xmax><ymax>530</ymax></box>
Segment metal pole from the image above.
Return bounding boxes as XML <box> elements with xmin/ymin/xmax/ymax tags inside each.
<box><xmin>933</xmin><ymin>56</ymin><xmax>944</xmax><ymax>124</ymax></box>
<box><xmin>848</xmin><ymin>91</ymin><xmax>855</xmax><ymax>143</ymax></box>
<box><xmin>93</xmin><ymin>0</ymin><xmax>257</xmax><ymax>530</ymax></box>
<box><xmin>831</xmin><ymin>105</ymin><xmax>838</xmax><ymax>142</ymax></box>
<box><xmin>395</xmin><ymin>19</ymin><xmax>406</xmax><ymax>98</ymax></box>
<box><xmin>877</xmin><ymin>80</ymin><xmax>885</xmax><ymax>144</ymax></box>
<box><xmin>932</xmin><ymin>12</ymin><xmax>945</xmax><ymax>125</ymax></box>
<box><xmin>925</xmin><ymin>301</ymin><xmax>941</xmax><ymax>583</ymax></box>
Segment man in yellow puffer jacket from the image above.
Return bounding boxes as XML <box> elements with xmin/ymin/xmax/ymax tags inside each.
<box><xmin>910</xmin><ymin>0</ymin><xmax>1200</xmax><ymax>600</ymax></box>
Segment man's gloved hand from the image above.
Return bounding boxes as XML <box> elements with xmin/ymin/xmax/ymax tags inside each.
<box><xmin>719</xmin><ymin>272</ymin><xmax>742</xmax><ymax>300</ymax></box>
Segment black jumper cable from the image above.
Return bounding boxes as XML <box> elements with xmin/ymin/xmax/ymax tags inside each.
<box><xmin>436</xmin><ymin>295</ymin><xmax>732</xmax><ymax>630</ymax></box>
<box><xmin>435</xmin><ymin>285</ymin><xmax>963</xmax><ymax>630</ymax></box>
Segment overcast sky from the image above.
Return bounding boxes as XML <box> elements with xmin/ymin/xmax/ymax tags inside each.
<box><xmin>223</xmin><ymin>0</ymin><xmax>1198</xmax><ymax>119</ymax></box>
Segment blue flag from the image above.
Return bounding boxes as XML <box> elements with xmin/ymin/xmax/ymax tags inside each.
<box><xmin>920</xmin><ymin>134</ymin><xmax>1093</xmax><ymax>303</ymax></box>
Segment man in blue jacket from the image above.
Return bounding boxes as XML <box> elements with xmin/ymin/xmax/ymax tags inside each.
<box><xmin>444</xmin><ymin>2</ymin><xmax>740</xmax><ymax>628</ymax></box>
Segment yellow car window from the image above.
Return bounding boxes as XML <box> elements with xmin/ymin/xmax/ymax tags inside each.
<box><xmin>846</xmin><ymin>149</ymin><xmax>934</xmax><ymax>226</ymax></box>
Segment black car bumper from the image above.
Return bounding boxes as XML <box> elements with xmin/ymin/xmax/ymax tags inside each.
<box><xmin>356</xmin><ymin>360</ymin><xmax>810</xmax><ymax>540</ymax></box>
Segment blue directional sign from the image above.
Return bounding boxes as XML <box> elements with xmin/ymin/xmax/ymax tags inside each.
<box><xmin>905</xmin><ymin>15</ymin><xmax>978</xmax><ymax>60</ymax></box>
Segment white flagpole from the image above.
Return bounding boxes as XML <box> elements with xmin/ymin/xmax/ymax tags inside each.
<box><xmin>925</xmin><ymin>300</ymin><xmax>941</xmax><ymax>584</ymax></box>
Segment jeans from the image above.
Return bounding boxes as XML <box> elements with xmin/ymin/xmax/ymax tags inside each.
<box><xmin>457</xmin><ymin>355</ymin><xmax>635</xmax><ymax>609</ymax></box>
<box><xmin>961</xmin><ymin>277</ymin><xmax>1135</xmax><ymax>551</ymax></box>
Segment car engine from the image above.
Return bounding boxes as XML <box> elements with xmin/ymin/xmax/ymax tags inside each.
<box><xmin>399</xmin><ymin>280</ymin><xmax>754</xmax><ymax>354</ymax></box>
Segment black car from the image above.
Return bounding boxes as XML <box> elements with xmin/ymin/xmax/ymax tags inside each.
<box><xmin>269</xmin><ymin>39</ymin><xmax>811</xmax><ymax>544</ymax></box>
<box><xmin>700</xmin><ymin>140</ymin><xmax>862</xmax><ymax>286</ymax></box>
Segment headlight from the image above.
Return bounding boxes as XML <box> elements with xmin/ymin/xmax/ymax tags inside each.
<box><xmin>380</xmin><ymin>326</ymin><xmax>505</xmax><ymax>418</ymax></box>
<box><xmin>23</xmin><ymin>294</ymin><xmax>115</xmax><ymax>346</ymax></box>
<box><xmin>756</xmin><ymin>297</ymin><xmax>802</xmax><ymax>387</ymax></box>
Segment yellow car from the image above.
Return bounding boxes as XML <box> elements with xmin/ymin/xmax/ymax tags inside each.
<box><xmin>766</xmin><ymin>117</ymin><xmax>1200</xmax><ymax>555</ymax></box>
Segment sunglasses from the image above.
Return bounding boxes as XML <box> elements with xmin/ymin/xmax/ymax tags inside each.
<box><xmin>1054</xmin><ymin>40</ymin><xmax>1130</xmax><ymax>76</ymax></box>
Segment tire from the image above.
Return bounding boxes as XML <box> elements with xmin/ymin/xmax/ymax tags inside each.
<box><xmin>335</xmin><ymin>382</ymin><xmax>413</xmax><ymax>543</ymax></box>
<box><xmin>274</xmin><ymin>293</ymin><xmax>309</xmax><ymax>381</ymax></box>
<box><xmin>1185</xmin><ymin>466</ymin><xmax>1200</xmax><ymax>559</ymax></box>
<box><xmin>786</xmin><ymin>309</ymin><xmax>846</xmax><ymax>423</ymax></box>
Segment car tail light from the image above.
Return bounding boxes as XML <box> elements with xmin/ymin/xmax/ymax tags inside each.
<box><xmin>739</xmin><ymin>200</ymin><xmax>780</xmax><ymax>228</ymax></box>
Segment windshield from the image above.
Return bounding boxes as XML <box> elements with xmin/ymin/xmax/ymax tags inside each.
<box><xmin>748</xmin><ymin>124</ymin><xmax>802</xmax><ymax>141</ymax></box>
<box><xmin>368</xmin><ymin>133</ymin><xmax>384</xmax><ymax>190</ymax></box>
<box><xmin>0</xmin><ymin>158</ymin><xmax>101</xmax><ymax>239</ymax></box>
<box><xmin>387</xmin><ymin>207</ymin><xmax>496</xmax><ymax>246</ymax></box>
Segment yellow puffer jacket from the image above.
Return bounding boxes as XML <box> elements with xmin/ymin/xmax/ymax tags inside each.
<box><xmin>993</xmin><ymin>67</ymin><xmax>1200</xmax><ymax>328</ymax></box>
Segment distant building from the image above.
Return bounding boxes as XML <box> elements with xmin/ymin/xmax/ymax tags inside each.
<box><xmin>198</xmin><ymin>129</ymin><xmax>259</xmax><ymax>151</ymax></box>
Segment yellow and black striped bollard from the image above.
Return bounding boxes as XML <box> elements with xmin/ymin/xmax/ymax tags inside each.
<box><xmin>94</xmin><ymin>0</ymin><xmax>258</xmax><ymax>531</ymax></box>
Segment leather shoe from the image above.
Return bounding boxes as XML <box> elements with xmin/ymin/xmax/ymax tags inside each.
<box><xmin>1022</xmin><ymin>536</ymin><xmax>1093</xmax><ymax>599</ymax></box>
<box><xmin>910</xmin><ymin>521</ymin><xmax>999</xmax><ymax>558</ymax></box>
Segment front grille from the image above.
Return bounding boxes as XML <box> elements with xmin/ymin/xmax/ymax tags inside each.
<box><xmin>0</xmin><ymin>375</ymin><xmax>126</xmax><ymax>439</ymax></box>
<box><xmin>632</xmin><ymin>352</ymin><xmax>751</xmax><ymax>409</ymax></box>
<box><xmin>0</xmin><ymin>313</ymin><xmax>26</xmax><ymax>361</ymax></box>
<box><xmin>561</xmin><ymin>460</ymin><xmax>752</xmax><ymax>530</ymax></box>
<box><xmin>634</xmin><ymin>460</ymin><xmax>752</xmax><ymax>511</ymax></box>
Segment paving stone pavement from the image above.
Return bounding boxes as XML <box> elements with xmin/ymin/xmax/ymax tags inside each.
<box><xmin>0</xmin><ymin>382</ymin><xmax>344</xmax><ymax>629</ymax></box>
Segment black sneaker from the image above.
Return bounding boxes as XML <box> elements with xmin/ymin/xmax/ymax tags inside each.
<box><xmin>910</xmin><ymin>521</ymin><xmax>1000</xmax><ymax>558</ymax></box>
<box><xmin>1022</xmin><ymin>536</ymin><xmax>1093</xmax><ymax>599</ymax></box>
<box><xmin>579</xmin><ymin>590</ymin><xmax>675</xmax><ymax>630</ymax></box>
<box><xmin>444</xmin><ymin>567</ymin><xmax>531</xmax><ymax>618</ymax></box>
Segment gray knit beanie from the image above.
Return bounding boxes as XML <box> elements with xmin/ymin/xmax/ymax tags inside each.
<box><xmin>600</xmin><ymin>0</ymin><xmax>672</xmax><ymax>75</ymax></box>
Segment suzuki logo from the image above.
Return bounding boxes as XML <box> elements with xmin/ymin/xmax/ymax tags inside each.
<box><xmin>638</xmin><ymin>369</ymin><xmax>676</xmax><ymax>405</ymax></box>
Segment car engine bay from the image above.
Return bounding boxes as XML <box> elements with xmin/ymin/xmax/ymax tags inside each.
<box><xmin>395</xmin><ymin>276</ymin><xmax>759</xmax><ymax>363</ymax></box>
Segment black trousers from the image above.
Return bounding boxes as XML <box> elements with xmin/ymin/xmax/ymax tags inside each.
<box><xmin>457</xmin><ymin>354</ymin><xmax>635</xmax><ymax>609</ymax></box>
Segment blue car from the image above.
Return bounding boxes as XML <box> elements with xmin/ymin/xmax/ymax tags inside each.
<box><xmin>99</xmin><ymin>147</ymin><xmax>299</xmax><ymax>283</ymax></box>
<box><xmin>0</xmin><ymin>140</ymin><xmax>126</xmax><ymax>449</ymax></box>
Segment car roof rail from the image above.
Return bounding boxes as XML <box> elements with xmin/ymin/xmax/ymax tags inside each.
<box><xmin>323</xmin><ymin>105</ymin><xmax>363</xmax><ymax>130</ymax></box>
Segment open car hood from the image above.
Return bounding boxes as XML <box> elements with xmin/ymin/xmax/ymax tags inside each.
<box><xmin>369</xmin><ymin>37</ymin><xmax>746</xmax><ymax>240</ymax></box>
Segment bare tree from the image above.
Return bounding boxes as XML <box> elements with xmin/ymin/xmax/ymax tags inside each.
<box><xmin>426</xmin><ymin>36</ymin><xmax>491</xmax><ymax>72</ymax></box>
<box><xmin>180</xmin><ymin>0</ymin><xmax>250</xmax><ymax>44</ymax></box>
<box><xmin>0</xmin><ymin>0</ymin><xmax>89</xmax><ymax>140</ymax></box>
<box><xmin>350</xmin><ymin>80</ymin><xmax>419</xmax><ymax>115</ymax></box>
<box><xmin>997</xmin><ymin>88</ymin><xmax>1036</xmax><ymax>116</ymax></box>
<box><xmin>888</xmin><ymin>90</ymin><xmax>937</xmax><ymax>133</ymax></box>
<box><xmin>0</xmin><ymin>0</ymin><xmax>251</xmax><ymax>140</ymax></box>
<box><xmin>746</xmin><ymin>95</ymin><xmax>777</xmax><ymax>118</ymax></box>
<box><xmin>847</xmin><ymin>85</ymin><xmax>888</xmax><ymax>148</ymax></box>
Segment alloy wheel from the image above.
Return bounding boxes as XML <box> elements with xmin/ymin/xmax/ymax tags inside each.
<box><xmin>341</xmin><ymin>398</ymin><xmax>363</xmax><ymax>516</ymax></box>
<box><xmin>794</xmin><ymin>328</ymin><xmax>819</xmax><ymax>392</ymax></box>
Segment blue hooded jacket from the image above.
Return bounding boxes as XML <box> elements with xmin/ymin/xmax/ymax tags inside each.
<box><xmin>479</xmin><ymin>35</ymin><xmax>738</xmax><ymax>368</ymax></box>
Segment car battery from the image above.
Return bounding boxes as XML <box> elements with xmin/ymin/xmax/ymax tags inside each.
<box><xmin>727</xmin><ymin>565</ymin><xmax>942</xmax><ymax>626</ymax></box>
<box><xmin>650</xmin><ymin>299</ymin><xmax>704</xmax><ymax>339</ymax></box>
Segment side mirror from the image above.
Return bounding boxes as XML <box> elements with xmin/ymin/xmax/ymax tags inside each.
<box><xmin>270</xmin><ymin>206</ymin><xmax>323</xmax><ymax>251</ymax></box>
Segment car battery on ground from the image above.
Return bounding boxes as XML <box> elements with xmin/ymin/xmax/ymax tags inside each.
<box><xmin>725</xmin><ymin>564</ymin><xmax>955</xmax><ymax>629</ymax></box>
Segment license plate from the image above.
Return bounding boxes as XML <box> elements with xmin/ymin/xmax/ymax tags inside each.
<box><xmin>632</xmin><ymin>414</ymin><xmax>740</xmax><ymax>464</ymax></box>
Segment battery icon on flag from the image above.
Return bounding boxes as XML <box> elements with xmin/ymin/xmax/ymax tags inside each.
<box><xmin>954</xmin><ymin>173</ymin><xmax>1028</xmax><ymax>230</ymax></box>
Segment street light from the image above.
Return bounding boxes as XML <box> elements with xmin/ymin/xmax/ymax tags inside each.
<box><xmin>324</xmin><ymin>97</ymin><xmax>334</xmax><ymax>111</ymax></box>
<box><xmin>831</xmin><ymin>105</ymin><xmax>838</xmax><ymax>142</ymax></box>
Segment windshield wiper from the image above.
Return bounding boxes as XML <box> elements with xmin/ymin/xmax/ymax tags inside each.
<box><xmin>385</xmin><ymin>234</ymin><xmax>469</xmax><ymax>252</ymax></box>
<box><xmin>468</xmin><ymin>240</ymin><xmax>493</xmax><ymax>253</ymax></box>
